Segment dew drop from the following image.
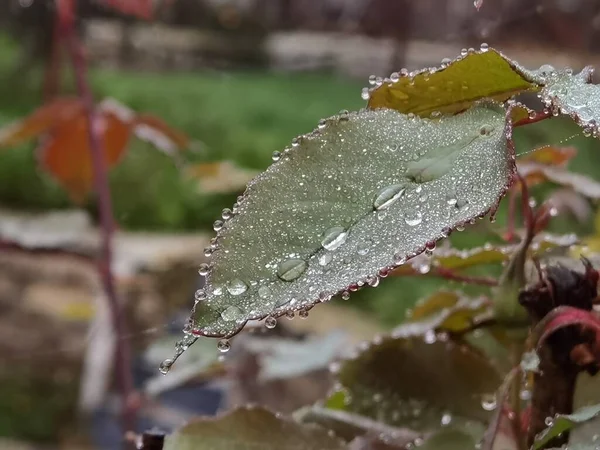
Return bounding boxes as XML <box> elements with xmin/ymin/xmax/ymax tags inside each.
<box><xmin>441</xmin><ymin>412</ymin><xmax>453</xmax><ymax>426</ymax></box>
<box><xmin>368</xmin><ymin>74</ymin><xmax>377</xmax><ymax>85</ymax></box>
<box><xmin>204</xmin><ymin>247</ymin><xmax>214</xmax><ymax>257</ymax></box>
<box><xmin>222</xmin><ymin>208</ymin><xmax>233</xmax><ymax>220</ymax></box>
<box><xmin>460</xmin><ymin>48</ymin><xmax>468</xmax><ymax>56</ymax></box>
<box><xmin>341</xmin><ymin>291</ymin><xmax>351</xmax><ymax>301</ymax></box>
<box><xmin>373</xmin><ymin>184</ymin><xmax>407</xmax><ymax>210</ymax></box>
<box><xmin>361</xmin><ymin>88</ymin><xmax>370</xmax><ymax>100</ymax></box>
<box><xmin>424</xmin><ymin>330</ymin><xmax>437</xmax><ymax>344</ymax></box>
<box><xmin>321</xmin><ymin>227</ymin><xmax>348</xmax><ymax>251</ymax></box>
<box><xmin>319</xmin><ymin>253</ymin><xmax>333</xmax><ymax>266</ymax></box>
<box><xmin>217</xmin><ymin>339</ymin><xmax>231</xmax><ymax>353</ymax></box>
<box><xmin>194</xmin><ymin>289</ymin><xmax>207</xmax><ymax>301</ymax></box>
<box><xmin>285</xmin><ymin>311</ymin><xmax>295</xmax><ymax>320</ymax></box>
<box><xmin>419</xmin><ymin>193</ymin><xmax>429</xmax><ymax>203</ymax></box>
<box><xmin>390</xmin><ymin>72</ymin><xmax>400</xmax><ymax>82</ymax></box>
<box><xmin>299</xmin><ymin>309</ymin><xmax>309</xmax><ymax>319</ymax></box>
<box><xmin>446</xmin><ymin>192</ymin><xmax>457</xmax><ymax>206</ymax></box>
<box><xmin>159</xmin><ymin>358</ymin><xmax>173</xmax><ymax>375</ymax></box>
<box><xmin>277</xmin><ymin>258</ymin><xmax>308</xmax><ymax>281</ymax></box>
<box><xmin>226</xmin><ymin>278</ymin><xmax>248</xmax><ymax>296</ymax></box>
<box><xmin>404</xmin><ymin>210</ymin><xmax>423</xmax><ymax>226</ymax></box>
<box><xmin>441</xmin><ymin>57</ymin><xmax>452</xmax><ymax>65</ymax></box>
<box><xmin>221</xmin><ymin>305</ymin><xmax>243</xmax><ymax>321</ymax></box>
<box><xmin>265</xmin><ymin>316</ymin><xmax>277</xmax><ymax>329</ymax></box>
<box><xmin>480</xmin><ymin>42</ymin><xmax>489</xmax><ymax>52</ymax></box>
<box><xmin>258</xmin><ymin>285</ymin><xmax>271</xmax><ymax>298</ymax></box>
<box><xmin>213</xmin><ymin>220</ymin><xmax>224</xmax><ymax>231</ymax></box>
<box><xmin>393</xmin><ymin>253</ymin><xmax>407</xmax><ymax>265</ymax></box>
<box><xmin>576</xmin><ymin>106</ymin><xmax>594</xmax><ymax>123</ymax></box>
<box><xmin>272</xmin><ymin>151</ymin><xmax>281</xmax><ymax>161</ymax></box>
<box><xmin>356</xmin><ymin>241</ymin><xmax>370</xmax><ymax>256</ymax></box>
<box><xmin>481</xmin><ymin>394</ymin><xmax>497</xmax><ymax>411</ymax></box>
<box><xmin>198</xmin><ymin>263</ymin><xmax>210</xmax><ymax>276</ymax></box>
<box><xmin>318</xmin><ymin>119</ymin><xmax>327</xmax><ymax>129</ymax></box>
<box><xmin>544</xmin><ymin>416</ymin><xmax>554</xmax><ymax>427</ymax></box>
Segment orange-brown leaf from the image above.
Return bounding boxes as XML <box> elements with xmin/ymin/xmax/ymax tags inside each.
<box><xmin>38</xmin><ymin>110</ymin><xmax>133</xmax><ymax>203</ymax></box>
<box><xmin>518</xmin><ymin>146</ymin><xmax>577</xmax><ymax>166</ymax></box>
<box><xmin>134</xmin><ymin>114</ymin><xmax>189</xmax><ymax>153</ymax></box>
<box><xmin>0</xmin><ymin>98</ymin><xmax>83</xmax><ymax>148</ymax></box>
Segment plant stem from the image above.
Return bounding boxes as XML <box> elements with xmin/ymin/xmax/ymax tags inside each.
<box><xmin>62</xmin><ymin>9</ymin><xmax>137</xmax><ymax>435</ymax></box>
<box><xmin>514</xmin><ymin>110</ymin><xmax>552</xmax><ymax>128</ymax></box>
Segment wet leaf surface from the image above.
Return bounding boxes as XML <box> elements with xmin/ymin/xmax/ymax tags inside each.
<box><xmin>367</xmin><ymin>48</ymin><xmax>539</xmax><ymax>117</ymax></box>
<box><xmin>164</xmin><ymin>406</ymin><xmax>347</xmax><ymax>450</ymax></box>
<box><xmin>189</xmin><ymin>104</ymin><xmax>514</xmax><ymax>338</ymax></box>
<box><xmin>326</xmin><ymin>334</ymin><xmax>502</xmax><ymax>432</ymax></box>
<box><xmin>533</xmin><ymin>404</ymin><xmax>600</xmax><ymax>450</ymax></box>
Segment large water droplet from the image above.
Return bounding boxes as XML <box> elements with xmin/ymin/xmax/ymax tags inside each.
<box><xmin>481</xmin><ymin>394</ymin><xmax>497</xmax><ymax>411</ymax></box>
<box><xmin>221</xmin><ymin>305</ymin><xmax>244</xmax><ymax>321</ymax></box>
<box><xmin>159</xmin><ymin>358</ymin><xmax>173</xmax><ymax>375</ymax></box>
<box><xmin>277</xmin><ymin>258</ymin><xmax>308</xmax><ymax>281</ymax></box>
<box><xmin>226</xmin><ymin>278</ymin><xmax>248</xmax><ymax>296</ymax></box>
<box><xmin>258</xmin><ymin>285</ymin><xmax>271</xmax><ymax>298</ymax></box>
<box><xmin>217</xmin><ymin>339</ymin><xmax>231</xmax><ymax>353</ymax></box>
<box><xmin>213</xmin><ymin>220</ymin><xmax>224</xmax><ymax>231</ymax></box>
<box><xmin>404</xmin><ymin>211</ymin><xmax>423</xmax><ymax>226</ymax></box>
<box><xmin>198</xmin><ymin>263</ymin><xmax>210</xmax><ymax>276</ymax></box>
<box><xmin>321</xmin><ymin>227</ymin><xmax>348</xmax><ymax>251</ymax></box>
<box><xmin>373</xmin><ymin>184</ymin><xmax>407</xmax><ymax>210</ymax></box>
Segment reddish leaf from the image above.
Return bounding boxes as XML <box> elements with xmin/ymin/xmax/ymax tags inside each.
<box><xmin>134</xmin><ymin>114</ymin><xmax>190</xmax><ymax>153</ymax></box>
<box><xmin>0</xmin><ymin>98</ymin><xmax>83</xmax><ymax>148</ymax></box>
<box><xmin>101</xmin><ymin>0</ymin><xmax>154</xmax><ymax>20</ymax></box>
<box><xmin>518</xmin><ymin>146</ymin><xmax>577</xmax><ymax>167</ymax></box>
<box><xmin>532</xmin><ymin>306</ymin><xmax>600</xmax><ymax>350</ymax></box>
<box><xmin>518</xmin><ymin>163</ymin><xmax>600</xmax><ymax>199</ymax></box>
<box><xmin>38</xmin><ymin>109</ymin><xmax>133</xmax><ymax>203</ymax></box>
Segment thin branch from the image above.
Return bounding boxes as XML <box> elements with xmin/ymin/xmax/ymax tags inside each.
<box><xmin>62</xmin><ymin>3</ymin><xmax>137</xmax><ymax>435</ymax></box>
<box><xmin>514</xmin><ymin>110</ymin><xmax>552</xmax><ymax>128</ymax></box>
<box><xmin>433</xmin><ymin>267</ymin><xmax>499</xmax><ymax>286</ymax></box>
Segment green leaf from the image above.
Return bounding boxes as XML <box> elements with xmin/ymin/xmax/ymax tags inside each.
<box><xmin>190</xmin><ymin>103</ymin><xmax>514</xmax><ymax>338</ymax></box>
<box><xmin>326</xmin><ymin>333</ymin><xmax>502</xmax><ymax>432</ymax></box>
<box><xmin>404</xmin><ymin>291</ymin><xmax>490</xmax><ymax>333</ymax></box>
<box><xmin>533</xmin><ymin>404</ymin><xmax>600</xmax><ymax>450</ymax></box>
<box><xmin>367</xmin><ymin>48</ymin><xmax>539</xmax><ymax>117</ymax></box>
<box><xmin>163</xmin><ymin>406</ymin><xmax>347</xmax><ymax>450</ymax></box>
<box><xmin>540</xmin><ymin>66</ymin><xmax>600</xmax><ymax>136</ymax></box>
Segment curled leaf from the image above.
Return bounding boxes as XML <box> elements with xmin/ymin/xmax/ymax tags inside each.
<box><xmin>367</xmin><ymin>48</ymin><xmax>539</xmax><ymax>117</ymax></box>
<box><xmin>189</xmin><ymin>104</ymin><xmax>514</xmax><ymax>338</ymax></box>
<box><xmin>533</xmin><ymin>404</ymin><xmax>600</xmax><ymax>450</ymax></box>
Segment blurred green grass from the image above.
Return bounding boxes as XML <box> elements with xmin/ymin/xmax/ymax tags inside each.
<box><xmin>2</xmin><ymin>33</ymin><xmax>600</xmax><ymax>325</ymax></box>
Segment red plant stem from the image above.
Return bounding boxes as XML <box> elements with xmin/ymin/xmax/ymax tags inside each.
<box><xmin>393</xmin><ymin>268</ymin><xmax>498</xmax><ymax>286</ymax></box>
<box><xmin>62</xmin><ymin>7</ymin><xmax>137</xmax><ymax>435</ymax></box>
<box><xmin>43</xmin><ymin>11</ymin><xmax>63</xmax><ymax>101</ymax></box>
<box><xmin>505</xmin><ymin>189</ymin><xmax>517</xmax><ymax>242</ymax></box>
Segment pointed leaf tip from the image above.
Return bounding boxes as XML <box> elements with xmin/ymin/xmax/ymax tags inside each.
<box><xmin>189</xmin><ymin>103</ymin><xmax>514</xmax><ymax>338</ymax></box>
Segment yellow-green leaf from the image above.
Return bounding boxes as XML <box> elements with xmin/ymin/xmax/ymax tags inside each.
<box><xmin>367</xmin><ymin>48</ymin><xmax>540</xmax><ymax>117</ymax></box>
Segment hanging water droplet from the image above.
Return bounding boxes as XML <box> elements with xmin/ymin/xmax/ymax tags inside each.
<box><xmin>481</xmin><ymin>394</ymin><xmax>497</xmax><ymax>411</ymax></box>
<box><xmin>318</xmin><ymin>119</ymin><xmax>327</xmax><ymax>129</ymax></box>
<box><xmin>204</xmin><ymin>247</ymin><xmax>214</xmax><ymax>257</ymax></box>
<box><xmin>319</xmin><ymin>291</ymin><xmax>331</xmax><ymax>302</ymax></box>
<box><xmin>321</xmin><ymin>227</ymin><xmax>348</xmax><ymax>251</ymax></box>
<box><xmin>441</xmin><ymin>57</ymin><xmax>452</xmax><ymax>65</ymax></box>
<box><xmin>460</xmin><ymin>48</ymin><xmax>468</xmax><ymax>56</ymax></box>
<box><xmin>424</xmin><ymin>330</ymin><xmax>437</xmax><ymax>344</ymax></box>
<box><xmin>221</xmin><ymin>305</ymin><xmax>243</xmax><ymax>321</ymax></box>
<box><xmin>299</xmin><ymin>309</ymin><xmax>309</xmax><ymax>319</ymax></box>
<box><xmin>480</xmin><ymin>42</ymin><xmax>489</xmax><ymax>52</ymax></box>
<box><xmin>366</xmin><ymin>275</ymin><xmax>380</xmax><ymax>287</ymax></box>
<box><xmin>341</xmin><ymin>291</ymin><xmax>350</xmax><ymax>300</ymax></box>
<box><xmin>404</xmin><ymin>210</ymin><xmax>423</xmax><ymax>226</ymax></box>
<box><xmin>159</xmin><ymin>358</ymin><xmax>173</xmax><ymax>375</ymax></box>
<box><xmin>544</xmin><ymin>416</ymin><xmax>554</xmax><ymax>427</ymax></box>
<box><xmin>393</xmin><ymin>253</ymin><xmax>407</xmax><ymax>265</ymax></box>
<box><xmin>226</xmin><ymin>278</ymin><xmax>248</xmax><ymax>296</ymax></box>
<box><xmin>198</xmin><ymin>263</ymin><xmax>210</xmax><ymax>276</ymax></box>
<box><xmin>361</xmin><ymin>88</ymin><xmax>370</xmax><ymax>100</ymax></box>
<box><xmin>277</xmin><ymin>258</ymin><xmax>308</xmax><ymax>281</ymax></box>
<box><xmin>272</xmin><ymin>151</ymin><xmax>281</xmax><ymax>161</ymax></box>
<box><xmin>213</xmin><ymin>220</ymin><xmax>224</xmax><ymax>231</ymax></box>
<box><xmin>319</xmin><ymin>253</ymin><xmax>333</xmax><ymax>266</ymax></box>
<box><xmin>265</xmin><ymin>316</ymin><xmax>277</xmax><ymax>329</ymax></box>
<box><xmin>217</xmin><ymin>339</ymin><xmax>231</xmax><ymax>353</ymax></box>
<box><xmin>390</xmin><ymin>72</ymin><xmax>400</xmax><ymax>82</ymax></box>
<box><xmin>373</xmin><ymin>184</ymin><xmax>407</xmax><ymax>210</ymax></box>
<box><xmin>285</xmin><ymin>311</ymin><xmax>295</xmax><ymax>320</ymax></box>
<box><xmin>368</xmin><ymin>74</ymin><xmax>377</xmax><ymax>85</ymax></box>
<box><xmin>194</xmin><ymin>289</ymin><xmax>207</xmax><ymax>301</ymax></box>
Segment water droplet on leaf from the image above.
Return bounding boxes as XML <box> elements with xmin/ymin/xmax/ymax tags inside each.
<box><xmin>321</xmin><ymin>227</ymin><xmax>348</xmax><ymax>251</ymax></box>
<box><xmin>277</xmin><ymin>258</ymin><xmax>308</xmax><ymax>281</ymax></box>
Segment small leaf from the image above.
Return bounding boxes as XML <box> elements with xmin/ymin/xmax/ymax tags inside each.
<box><xmin>0</xmin><ymin>98</ymin><xmax>83</xmax><ymax>148</ymax></box>
<box><xmin>163</xmin><ymin>406</ymin><xmax>347</xmax><ymax>450</ymax></box>
<box><xmin>185</xmin><ymin>161</ymin><xmax>259</xmax><ymax>194</ymax></box>
<box><xmin>533</xmin><ymin>404</ymin><xmax>600</xmax><ymax>450</ymax></box>
<box><xmin>518</xmin><ymin>163</ymin><xmax>600</xmax><ymax>199</ymax></box>
<box><xmin>518</xmin><ymin>146</ymin><xmax>577</xmax><ymax>166</ymax></box>
<box><xmin>134</xmin><ymin>113</ymin><xmax>190</xmax><ymax>153</ymax></box>
<box><xmin>38</xmin><ymin>107</ymin><xmax>133</xmax><ymax>203</ymax></box>
<box><xmin>405</xmin><ymin>291</ymin><xmax>490</xmax><ymax>333</ymax></box>
<box><xmin>190</xmin><ymin>104</ymin><xmax>514</xmax><ymax>337</ymax></box>
<box><xmin>367</xmin><ymin>48</ymin><xmax>539</xmax><ymax>117</ymax></box>
<box><xmin>327</xmin><ymin>334</ymin><xmax>501</xmax><ymax>431</ymax></box>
